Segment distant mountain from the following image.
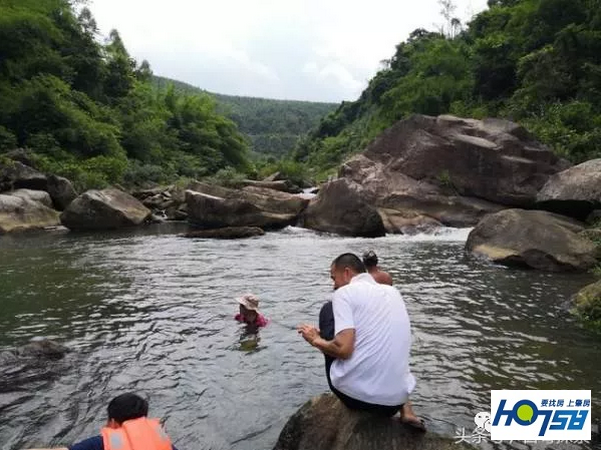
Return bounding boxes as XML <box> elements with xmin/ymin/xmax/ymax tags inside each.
<box><xmin>153</xmin><ymin>76</ymin><xmax>337</xmax><ymax>158</ymax></box>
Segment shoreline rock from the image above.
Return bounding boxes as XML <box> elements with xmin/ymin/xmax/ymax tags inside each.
<box><xmin>0</xmin><ymin>194</ymin><xmax>61</xmax><ymax>234</ymax></box>
<box><xmin>334</xmin><ymin>114</ymin><xmax>569</xmax><ymax>235</ymax></box>
<box><xmin>571</xmin><ymin>280</ymin><xmax>601</xmax><ymax>332</ymax></box>
<box><xmin>302</xmin><ymin>179</ymin><xmax>386</xmax><ymax>237</ymax></box>
<box><xmin>273</xmin><ymin>394</ymin><xmax>474</xmax><ymax>450</ymax></box>
<box><xmin>186</xmin><ymin>190</ymin><xmax>298</xmax><ymax>230</ymax></box>
<box><xmin>466</xmin><ymin>209</ymin><xmax>598</xmax><ymax>272</ymax></box>
<box><xmin>60</xmin><ymin>188</ymin><xmax>151</xmax><ymax>231</ymax></box>
<box><xmin>536</xmin><ymin>158</ymin><xmax>601</xmax><ymax>221</ymax></box>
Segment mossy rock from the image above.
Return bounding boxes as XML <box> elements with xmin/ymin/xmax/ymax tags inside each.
<box><xmin>572</xmin><ymin>280</ymin><xmax>601</xmax><ymax>332</ymax></box>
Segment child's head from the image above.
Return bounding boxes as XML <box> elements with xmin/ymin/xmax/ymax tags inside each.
<box><xmin>106</xmin><ymin>393</ymin><xmax>148</xmax><ymax>428</ymax></box>
<box><xmin>238</xmin><ymin>294</ymin><xmax>260</xmax><ymax>320</ymax></box>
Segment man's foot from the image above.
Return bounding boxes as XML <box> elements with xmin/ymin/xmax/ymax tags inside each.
<box><xmin>399</xmin><ymin>415</ymin><xmax>427</xmax><ymax>432</ymax></box>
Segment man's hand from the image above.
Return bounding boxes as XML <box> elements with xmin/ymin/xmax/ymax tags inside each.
<box><xmin>297</xmin><ymin>324</ymin><xmax>321</xmax><ymax>346</ymax></box>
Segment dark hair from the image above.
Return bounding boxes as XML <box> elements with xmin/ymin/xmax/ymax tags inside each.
<box><xmin>362</xmin><ymin>250</ymin><xmax>378</xmax><ymax>268</ymax></box>
<box><xmin>332</xmin><ymin>253</ymin><xmax>366</xmax><ymax>274</ymax></box>
<box><xmin>107</xmin><ymin>393</ymin><xmax>149</xmax><ymax>424</ymax></box>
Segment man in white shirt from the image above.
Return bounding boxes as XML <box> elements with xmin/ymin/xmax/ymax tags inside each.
<box><xmin>298</xmin><ymin>253</ymin><xmax>422</xmax><ymax>426</ymax></box>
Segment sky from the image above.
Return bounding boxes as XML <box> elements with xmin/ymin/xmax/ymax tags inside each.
<box><xmin>88</xmin><ymin>0</ymin><xmax>489</xmax><ymax>103</ymax></box>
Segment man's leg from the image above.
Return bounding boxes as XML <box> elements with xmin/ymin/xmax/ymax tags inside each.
<box><xmin>328</xmin><ymin>385</ymin><xmax>402</xmax><ymax>417</ymax></box>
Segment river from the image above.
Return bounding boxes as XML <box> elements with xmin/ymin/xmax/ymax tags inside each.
<box><xmin>0</xmin><ymin>224</ymin><xmax>599</xmax><ymax>450</ymax></box>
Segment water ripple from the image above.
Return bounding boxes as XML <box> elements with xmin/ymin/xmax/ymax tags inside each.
<box><xmin>0</xmin><ymin>225</ymin><xmax>599</xmax><ymax>450</ymax></box>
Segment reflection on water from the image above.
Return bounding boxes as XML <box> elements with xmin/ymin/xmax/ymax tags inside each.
<box><xmin>0</xmin><ymin>224</ymin><xmax>599</xmax><ymax>450</ymax></box>
<box><xmin>238</xmin><ymin>326</ymin><xmax>262</xmax><ymax>353</ymax></box>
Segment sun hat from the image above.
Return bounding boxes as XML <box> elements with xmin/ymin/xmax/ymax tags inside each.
<box><xmin>237</xmin><ymin>293</ymin><xmax>260</xmax><ymax>312</ymax></box>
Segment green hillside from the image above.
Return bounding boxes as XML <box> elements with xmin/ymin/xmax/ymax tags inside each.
<box><xmin>296</xmin><ymin>0</ymin><xmax>601</xmax><ymax>174</ymax></box>
<box><xmin>0</xmin><ymin>0</ymin><xmax>249</xmax><ymax>189</ymax></box>
<box><xmin>153</xmin><ymin>76</ymin><xmax>337</xmax><ymax>158</ymax></box>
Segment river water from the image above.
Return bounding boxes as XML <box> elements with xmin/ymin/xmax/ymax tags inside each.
<box><xmin>0</xmin><ymin>224</ymin><xmax>599</xmax><ymax>450</ymax></box>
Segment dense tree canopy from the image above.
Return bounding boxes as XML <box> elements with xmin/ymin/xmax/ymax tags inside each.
<box><xmin>296</xmin><ymin>0</ymin><xmax>601</xmax><ymax>174</ymax></box>
<box><xmin>0</xmin><ymin>0</ymin><xmax>249</xmax><ymax>189</ymax></box>
<box><xmin>153</xmin><ymin>76</ymin><xmax>337</xmax><ymax>158</ymax></box>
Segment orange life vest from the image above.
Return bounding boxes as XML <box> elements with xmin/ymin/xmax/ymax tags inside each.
<box><xmin>101</xmin><ymin>417</ymin><xmax>172</xmax><ymax>450</ymax></box>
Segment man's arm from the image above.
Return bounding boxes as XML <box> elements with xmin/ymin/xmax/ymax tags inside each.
<box><xmin>297</xmin><ymin>325</ymin><xmax>355</xmax><ymax>360</ymax></box>
<box><xmin>313</xmin><ymin>329</ymin><xmax>355</xmax><ymax>360</ymax></box>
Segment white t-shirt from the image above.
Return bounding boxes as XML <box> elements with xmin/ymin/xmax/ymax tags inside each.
<box><xmin>330</xmin><ymin>273</ymin><xmax>416</xmax><ymax>406</ymax></box>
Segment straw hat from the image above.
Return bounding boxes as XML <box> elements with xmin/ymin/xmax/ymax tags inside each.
<box><xmin>237</xmin><ymin>293</ymin><xmax>260</xmax><ymax>312</ymax></box>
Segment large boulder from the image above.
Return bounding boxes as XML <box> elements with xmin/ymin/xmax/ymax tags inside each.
<box><xmin>0</xmin><ymin>194</ymin><xmax>60</xmax><ymax>233</ymax></box>
<box><xmin>189</xmin><ymin>181</ymin><xmax>309</xmax><ymax>216</ymax></box>
<box><xmin>273</xmin><ymin>394</ymin><xmax>472</xmax><ymax>450</ymax></box>
<box><xmin>571</xmin><ymin>280</ymin><xmax>601</xmax><ymax>331</ymax></box>
<box><xmin>186</xmin><ymin>190</ymin><xmax>298</xmax><ymax>230</ymax></box>
<box><xmin>8</xmin><ymin>189</ymin><xmax>54</xmax><ymax>208</ymax></box>
<box><xmin>466</xmin><ymin>209</ymin><xmax>598</xmax><ymax>272</ymax></box>
<box><xmin>377</xmin><ymin>208</ymin><xmax>443</xmax><ymax>235</ymax></box>
<box><xmin>302</xmin><ymin>179</ymin><xmax>386</xmax><ymax>237</ymax></box>
<box><xmin>1</xmin><ymin>158</ymin><xmax>77</xmax><ymax>210</ymax></box>
<box><xmin>336</xmin><ymin>115</ymin><xmax>569</xmax><ymax>234</ymax></box>
<box><xmin>536</xmin><ymin>159</ymin><xmax>601</xmax><ymax>221</ymax></box>
<box><xmin>350</xmin><ymin>115</ymin><xmax>567</xmax><ymax>207</ymax></box>
<box><xmin>0</xmin><ymin>160</ymin><xmax>47</xmax><ymax>192</ymax></box>
<box><xmin>46</xmin><ymin>174</ymin><xmax>77</xmax><ymax>210</ymax></box>
<box><xmin>380</xmin><ymin>193</ymin><xmax>503</xmax><ymax>228</ymax></box>
<box><xmin>60</xmin><ymin>188</ymin><xmax>151</xmax><ymax>231</ymax></box>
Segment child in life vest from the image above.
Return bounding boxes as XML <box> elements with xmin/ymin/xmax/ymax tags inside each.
<box><xmin>25</xmin><ymin>393</ymin><xmax>179</xmax><ymax>450</ymax></box>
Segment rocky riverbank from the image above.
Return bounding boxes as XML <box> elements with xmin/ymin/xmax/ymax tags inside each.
<box><xmin>3</xmin><ymin>114</ymin><xmax>601</xmax><ymax>331</ymax></box>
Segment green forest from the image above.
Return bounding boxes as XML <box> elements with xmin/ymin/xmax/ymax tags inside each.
<box><xmin>2</xmin><ymin>0</ymin><xmax>600</xmax><ymax>189</ymax></box>
<box><xmin>0</xmin><ymin>0</ymin><xmax>251</xmax><ymax>190</ymax></box>
<box><xmin>296</xmin><ymin>0</ymin><xmax>601</xmax><ymax>175</ymax></box>
<box><xmin>154</xmin><ymin>76</ymin><xmax>336</xmax><ymax>159</ymax></box>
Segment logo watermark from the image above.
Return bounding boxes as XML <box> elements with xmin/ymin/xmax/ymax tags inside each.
<box><xmin>455</xmin><ymin>410</ymin><xmax>591</xmax><ymax>445</ymax></box>
<box><xmin>490</xmin><ymin>390</ymin><xmax>591</xmax><ymax>441</ymax></box>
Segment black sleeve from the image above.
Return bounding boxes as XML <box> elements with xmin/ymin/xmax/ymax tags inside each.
<box><xmin>68</xmin><ymin>435</ymin><xmax>103</xmax><ymax>450</ymax></box>
<box><xmin>319</xmin><ymin>301</ymin><xmax>335</xmax><ymax>341</ymax></box>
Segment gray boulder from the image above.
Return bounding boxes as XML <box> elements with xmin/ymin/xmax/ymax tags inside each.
<box><xmin>0</xmin><ymin>160</ymin><xmax>47</xmax><ymax>192</ymax></box>
<box><xmin>335</xmin><ymin>115</ymin><xmax>569</xmax><ymax>234</ymax></box>
<box><xmin>0</xmin><ymin>338</ymin><xmax>69</xmax><ymax>363</ymax></box>
<box><xmin>188</xmin><ymin>181</ymin><xmax>309</xmax><ymax>216</ymax></box>
<box><xmin>8</xmin><ymin>189</ymin><xmax>54</xmax><ymax>208</ymax></box>
<box><xmin>466</xmin><ymin>209</ymin><xmax>598</xmax><ymax>272</ymax></box>
<box><xmin>60</xmin><ymin>188</ymin><xmax>151</xmax><ymax>230</ymax></box>
<box><xmin>46</xmin><ymin>174</ymin><xmax>77</xmax><ymax>210</ymax></box>
<box><xmin>537</xmin><ymin>159</ymin><xmax>601</xmax><ymax>221</ymax></box>
<box><xmin>0</xmin><ymin>194</ymin><xmax>60</xmax><ymax>233</ymax></box>
<box><xmin>380</xmin><ymin>193</ymin><xmax>503</xmax><ymax>229</ymax></box>
<box><xmin>302</xmin><ymin>179</ymin><xmax>386</xmax><ymax>237</ymax></box>
<box><xmin>351</xmin><ymin>115</ymin><xmax>567</xmax><ymax>207</ymax></box>
<box><xmin>273</xmin><ymin>394</ymin><xmax>473</xmax><ymax>450</ymax></box>
<box><xmin>186</xmin><ymin>190</ymin><xmax>298</xmax><ymax>230</ymax></box>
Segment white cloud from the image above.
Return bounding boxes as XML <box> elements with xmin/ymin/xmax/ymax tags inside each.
<box><xmin>303</xmin><ymin>62</ymin><xmax>364</xmax><ymax>96</ymax></box>
<box><xmin>87</xmin><ymin>0</ymin><xmax>489</xmax><ymax>102</ymax></box>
